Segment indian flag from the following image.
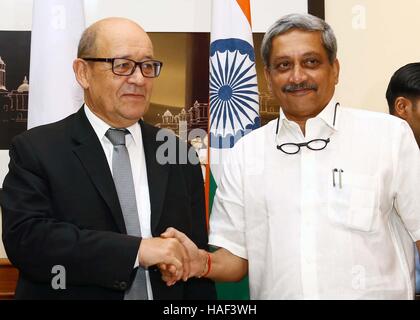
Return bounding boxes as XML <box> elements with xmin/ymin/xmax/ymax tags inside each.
<box><xmin>28</xmin><ymin>0</ymin><xmax>85</xmax><ymax>129</ymax></box>
<box><xmin>207</xmin><ymin>0</ymin><xmax>260</xmax><ymax>299</ymax></box>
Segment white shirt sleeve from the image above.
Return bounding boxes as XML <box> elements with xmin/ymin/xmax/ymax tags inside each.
<box><xmin>393</xmin><ymin>121</ymin><xmax>420</xmax><ymax>240</ymax></box>
<box><xmin>209</xmin><ymin>142</ymin><xmax>248</xmax><ymax>259</ymax></box>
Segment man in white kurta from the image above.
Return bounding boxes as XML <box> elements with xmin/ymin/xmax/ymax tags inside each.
<box><xmin>159</xmin><ymin>13</ymin><xmax>420</xmax><ymax>299</ymax></box>
<box><xmin>209</xmin><ymin>99</ymin><xmax>420</xmax><ymax>299</ymax></box>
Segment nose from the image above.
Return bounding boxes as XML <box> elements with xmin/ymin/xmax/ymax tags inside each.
<box><xmin>127</xmin><ymin>65</ymin><xmax>146</xmax><ymax>85</ymax></box>
<box><xmin>289</xmin><ymin>64</ymin><xmax>308</xmax><ymax>84</ymax></box>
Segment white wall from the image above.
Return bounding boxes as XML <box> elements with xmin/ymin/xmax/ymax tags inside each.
<box><xmin>0</xmin><ymin>0</ymin><xmax>307</xmax><ymax>32</ymax></box>
<box><xmin>325</xmin><ymin>0</ymin><xmax>420</xmax><ymax>113</ymax></box>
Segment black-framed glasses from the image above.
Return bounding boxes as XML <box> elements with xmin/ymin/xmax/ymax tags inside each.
<box><xmin>275</xmin><ymin>102</ymin><xmax>339</xmax><ymax>155</ymax></box>
<box><xmin>82</xmin><ymin>57</ymin><xmax>163</xmax><ymax>78</ymax></box>
<box><xmin>277</xmin><ymin>138</ymin><xmax>330</xmax><ymax>154</ymax></box>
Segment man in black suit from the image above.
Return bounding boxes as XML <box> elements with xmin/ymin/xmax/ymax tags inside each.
<box><xmin>0</xmin><ymin>17</ymin><xmax>216</xmax><ymax>300</ymax></box>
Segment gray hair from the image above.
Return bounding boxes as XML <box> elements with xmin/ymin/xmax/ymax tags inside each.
<box><xmin>77</xmin><ymin>26</ymin><xmax>98</xmax><ymax>58</ymax></box>
<box><xmin>261</xmin><ymin>13</ymin><xmax>337</xmax><ymax>66</ymax></box>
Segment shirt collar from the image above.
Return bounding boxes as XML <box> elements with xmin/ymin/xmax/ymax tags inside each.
<box><xmin>125</xmin><ymin>120</ymin><xmax>142</xmax><ymax>147</ymax></box>
<box><xmin>277</xmin><ymin>98</ymin><xmax>340</xmax><ymax>134</ymax></box>
<box><xmin>316</xmin><ymin>99</ymin><xmax>339</xmax><ymax>131</ymax></box>
<box><xmin>83</xmin><ymin>104</ymin><xmax>142</xmax><ymax>146</ymax></box>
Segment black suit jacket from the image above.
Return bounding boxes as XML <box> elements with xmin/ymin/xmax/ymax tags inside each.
<box><xmin>0</xmin><ymin>107</ymin><xmax>216</xmax><ymax>299</ymax></box>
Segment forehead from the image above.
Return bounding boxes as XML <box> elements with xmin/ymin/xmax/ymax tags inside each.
<box><xmin>270</xmin><ymin>29</ymin><xmax>327</xmax><ymax>60</ymax></box>
<box><xmin>96</xmin><ymin>24</ymin><xmax>154</xmax><ymax>58</ymax></box>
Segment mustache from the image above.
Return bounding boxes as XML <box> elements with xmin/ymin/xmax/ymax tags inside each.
<box><xmin>121</xmin><ymin>91</ymin><xmax>145</xmax><ymax>96</ymax></box>
<box><xmin>121</xmin><ymin>85</ymin><xmax>146</xmax><ymax>96</ymax></box>
<box><xmin>282</xmin><ymin>82</ymin><xmax>318</xmax><ymax>93</ymax></box>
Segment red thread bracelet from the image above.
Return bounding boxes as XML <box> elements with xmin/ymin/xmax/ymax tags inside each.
<box><xmin>202</xmin><ymin>252</ymin><xmax>211</xmax><ymax>277</ymax></box>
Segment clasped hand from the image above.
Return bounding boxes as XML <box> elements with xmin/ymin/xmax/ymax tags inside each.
<box><xmin>158</xmin><ymin>227</ymin><xmax>208</xmax><ymax>286</ymax></box>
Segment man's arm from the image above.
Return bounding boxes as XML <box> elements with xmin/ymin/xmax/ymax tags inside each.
<box><xmin>202</xmin><ymin>248</ymin><xmax>248</xmax><ymax>282</ymax></box>
<box><xmin>180</xmin><ymin>147</ymin><xmax>217</xmax><ymax>298</ymax></box>
<box><xmin>393</xmin><ymin>122</ymin><xmax>420</xmax><ymax>243</ymax></box>
<box><xmin>1</xmin><ymin>133</ymin><xmax>188</xmax><ymax>289</ymax></box>
<box><xmin>160</xmin><ymin>227</ymin><xmax>248</xmax><ymax>284</ymax></box>
<box><xmin>162</xmin><ymin>141</ymin><xmax>250</xmax><ymax>286</ymax></box>
<box><xmin>139</xmin><ymin>237</ymin><xmax>189</xmax><ymax>280</ymax></box>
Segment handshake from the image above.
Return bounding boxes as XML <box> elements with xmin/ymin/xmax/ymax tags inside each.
<box><xmin>138</xmin><ymin>227</ymin><xmax>211</xmax><ymax>286</ymax></box>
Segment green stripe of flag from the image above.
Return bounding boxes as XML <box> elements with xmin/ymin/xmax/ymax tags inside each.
<box><xmin>209</xmin><ymin>171</ymin><xmax>250</xmax><ymax>300</ymax></box>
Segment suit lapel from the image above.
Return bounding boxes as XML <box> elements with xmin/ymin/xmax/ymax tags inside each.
<box><xmin>70</xmin><ymin>107</ymin><xmax>127</xmax><ymax>234</ymax></box>
<box><xmin>140</xmin><ymin>121</ymin><xmax>169</xmax><ymax>234</ymax></box>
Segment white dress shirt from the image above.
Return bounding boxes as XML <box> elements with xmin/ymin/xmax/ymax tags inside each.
<box><xmin>209</xmin><ymin>99</ymin><xmax>420</xmax><ymax>299</ymax></box>
<box><xmin>84</xmin><ymin>105</ymin><xmax>153</xmax><ymax>299</ymax></box>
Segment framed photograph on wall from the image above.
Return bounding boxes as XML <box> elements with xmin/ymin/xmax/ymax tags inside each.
<box><xmin>0</xmin><ymin>31</ymin><xmax>31</xmax><ymax>197</ymax></box>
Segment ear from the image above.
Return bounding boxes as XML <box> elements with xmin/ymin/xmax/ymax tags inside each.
<box><xmin>394</xmin><ymin>96</ymin><xmax>412</xmax><ymax>120</ymax></box>
<box><xmin>73</xmin><ymin>58</ymin><xmax>90</xmax><ymax>90</ymax></box>
<box><xmin>264</xmin><ymin>66</ymin><xmax>273</xmax><ymax>93</ymax></box>
<box><xmin>332</xmin><ymin>58</ymin><xmax>340</xmax><ymax>85</ymax></box>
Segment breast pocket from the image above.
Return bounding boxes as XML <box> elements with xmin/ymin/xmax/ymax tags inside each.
<box><xmin>328</xmin><ymin>172</ymin><xmax>378</xmax><ymax>232</ymax></box>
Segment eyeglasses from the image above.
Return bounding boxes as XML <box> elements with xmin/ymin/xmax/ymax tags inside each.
<box><xmin>275</xmin><ymin>102</ymin><xmax>339</xmax><ymax>155</ymax></box>
<box><xmin>277</xmin><ymin>138</ymin><xmax>330</xmax><ymax>154</ymax></box>
<box><xmin>82</xmin><ymin>57</ymin><xmax>163</xmax><ymax>78</ymax></box>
